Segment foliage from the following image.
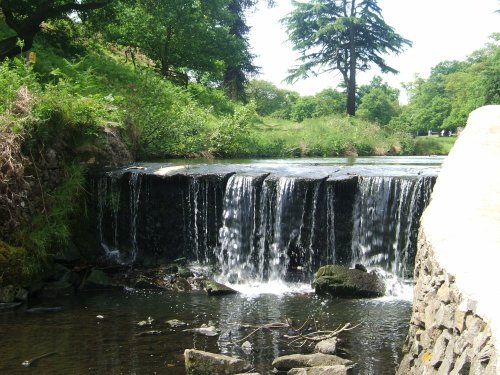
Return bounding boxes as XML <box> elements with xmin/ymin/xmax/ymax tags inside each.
<box><xmin>246</xmin><ymin>79</ymin><xmax>299</xmax><ymax>117</ymax></box>
<box><xmin>357</xmin><ymin>87</ymin><xmax>400</xmax><ymax>125</ymax></box>
<box><xmin>0</xmin><ymin>240</ymin><xmax>31</xmax><ymax>285</ymax></box>
<box><xmin>28</xmin><ymin>163</ymin><xmax>85</xmax><ymax>259</ymax></box>
<box><xmin>0</xmin><ymin>0</ymin><xmax>111</xmax><ymax>59</ymax></box>
<box><xmin>245</xmin><ymin>115</ymin><xmax>404</xmax><ymax>158</ymax></box>
<box><xmin>283</xmin><ymin>0</ymin><xmax>411</xmax><ymax>115</ymax></box>
<box><xmin>394</xmin><ymin>34</ymin><xmax>500</xmax><ymax>132</ymax></box>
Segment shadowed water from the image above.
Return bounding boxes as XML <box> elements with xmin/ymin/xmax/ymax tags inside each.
<box><xmin>0</xmin><ymin>289</ymin><xmax>411</xmax><ymax>375</ymax></box>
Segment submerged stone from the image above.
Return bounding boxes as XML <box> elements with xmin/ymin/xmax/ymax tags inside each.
<box><xmin>312</xmin><ymin>265</ymin><xmax>384</xmax><ymax>298</ymax></box>
<box><xmin>203</xmin><ymin>280</ymin><xmax>238</xmax><ymax>295</ymax></box>
<box><xmin>184</xmin><ymin>349</ymin><xmax>251</xmax><ymax>375</ymax></box>
<box><xmin>287</xmin><ymin>365</ymin><xmax>349</xmax><ymax>375</ymax></box>
<box><xmin>315</xmin><ymin>337</ymin><xmax>338</xmax><ymax>354</ymax></box>
<box><xmin>166</xmin><ymin>319</ymin><xmax>186</xmax><ymax>328</ymax></box>
<box><xmin>272</xmin><ymin>353</ymin><xmax>353</xmax><ymax>371</ymax></box>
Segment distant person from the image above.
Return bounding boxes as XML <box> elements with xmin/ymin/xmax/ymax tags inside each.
<box><xmin>428</xmin><ymin>130</ymin><xmax>432</xmax><ymax>136</ymax></box>
<box><xmin>440</xmin><ymin>129</ymin><xmax>445</xmax><ymax>137</ymax></box>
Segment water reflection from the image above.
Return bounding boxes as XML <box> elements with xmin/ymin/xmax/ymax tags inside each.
<box><xmin>0</xmin><ymin>290</ymin><xmax>411</xmax><ymax>374</ymax></box>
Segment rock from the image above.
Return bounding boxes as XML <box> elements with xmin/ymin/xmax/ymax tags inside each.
<box><xmin>135</xmin><ymin>330</ymin><xmax>163</xmax><ymax>337</ymax></box>
<box><xmin>287</xmin><ymin>365</ymin><xmax>349</xmax><ymax>375</ymax></box>
<box><xmin>354</xmin><ymin>264</ymin><xmax>367</xmax><ymax>272</ymax></box>
<box><xmin>80</xmin><ymin>270</ymin><xmax>114</xmax><ymax>289</ymax></box>
<box><xmin>203</xmin><ymin>280</ymin><xmax>238</xmax><ymax>296</ymax></box>
<box><xmin>312</xmin><ymin>265</ymin><xmax>384</xmax><ymax>298</ymax></box>
<box><xmin>184</xmin><ymin>349</ymin><xmax>251</xmax><ymax>375</ymax></box>
<box><xmin>272</xmin><ymin>353</ymin><xmax>353</xmax><ymax>371</ymax></box>
<box><xmin>137</xmin><ymin>317</ymin><xmax>154</xmax><ymax>326</ymax></box>
<box><xmin>26</xmin><ymin>306</ymin><xmax>63</xmax><ymax>313</ymax></box>
<box><xmin>52</xmin><ymin>241</ymin><xmax>81</xmax><ymax>264</ymax></box>
<box><xmin>241</xmin><ymin>341</ymin><xmax>253</xmax><ymax>354</ymax></box>
<box><xmin>177</xmin><ymin>267</ymin><xmax>194</xmax><ymax>278</ymax></box>
<box><xmin>131</xmin><ymin>275</ymin><xmax>164</xmax><ymax>290</ymax></box>
<box><xmin>184</xmin><ymin>324</ymin><xmax>219</xmax><ymax>337</ymax></box>
<box><xmin>0</xmin><ymin>302</ymin><xmax>22</xmax><ymax>311</ymax></box>
<box><xmin>166</xmin><ymin>319</ymin><xmax>187</xmax><ymax>328</ymax></box>
<box><xmin>38</xmin><ymin>280</ymin><xmax>74</xmax><ymax>298</ymax></box>
<box><xmin>172</xmin><ymin>277</ymin><xmax>192</xmax><ymax>292</ymax></box>
<box><xmin>315</xmin><ymin>337</ymin><xmax>338</xmax><ymax>354</ymax></box>
<box><xmin>0</xmin><ymin>285</ymin><xmax>28</xmax><ymax>303</ymax></box>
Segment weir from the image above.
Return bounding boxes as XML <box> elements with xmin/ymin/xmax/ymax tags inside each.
<box><xmin>91</xmin><ymin>159</ymin><xmax>439</xmax><ymax>285</ymax></box>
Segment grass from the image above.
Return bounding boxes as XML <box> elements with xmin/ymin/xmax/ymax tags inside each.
<box><xmin>245</xmin><ymin>115</ymin><xmax>406</xmax><ymax>158</ymax></box>
<box><xmin>413</xmin><ymin>136</ymin><xmax>458</xmax><ymax>155</ymax></box>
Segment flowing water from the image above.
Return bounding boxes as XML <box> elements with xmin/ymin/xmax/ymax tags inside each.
<box><xmin>0</xmin><ymin>157</ymin><xmax>444</xmax><ymax>374</ymax></box>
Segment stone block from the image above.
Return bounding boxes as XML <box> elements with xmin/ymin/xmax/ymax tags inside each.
<box><xmin>184</xmin><ymin>349</ymin><xmax>251</xmax><ymax>375</ymax></box>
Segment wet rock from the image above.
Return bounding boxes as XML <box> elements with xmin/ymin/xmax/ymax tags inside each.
<box><xmin>354</xmin><ymin>264</ymin><xmax>367</xmax><ymax>272</ymax></box>
<box><xmin>172</xmin><ymin>277</ymin><xmax>192</xmax><ymax>292</ymax></box>
<box><xmin>241</xmin><ymin>341</ymin><xmax>253</xmax><ymax>354</ymax></box>
<box><xmin>80</xmin><ymin>270</ymin><xmax>115</xmax><ymax>289</ymax></box>
<box><xmin>203</xmin><ymin>280</ymin><xmax>238</xmax><ymax>296</ymax></box>
<box><xmin>166</xmin><ymin>319</ymin><xmax>187</xmax><ymax>328</ymax></box>
<box><xmin>0</xmin><ymin>302</ymin><xmax>22</xmax><ymax>311</ymax></box>
<box><xmin>287</xmin><ymin>365</ymin><xmax>349</xmax><ymax>375</ymax></box>
<box><xmin>137</xmin><ymin>317</ymin><xmax>154</xmax><ymax>326</ymax></box>
<box><xmin>315</xmin><ymin>337</ymin><xmax>338</xmax><ymax>354</ymax></box>
<box><xmin>184</xmin><ymin>324</ymin><xmax>219</xmax><ymax>337</ymax></box>
<box><xmin>177</xmin><ymin>267</ymin><xmax>194</xmax><ymax>278</ymax></box>
<box><xmin>0</xmin><ymin>284</ymin><xmax>28</xmax><ymax>303</ymax></box>
<box><xmin>38</xmin><ymin>280</ymin><xmax>74</xmax><ymax>298</ymax></box>
<box><xmin>312</xmin><ymin>265</ymin><xmax>384</xmax><ymax>298</ymax></box>
<box><xmin>184</xmin><ymin>349</ymin><xmax>251</xmax><ymax>375</ymax></box>
<box><xmin>272</xmin><ymin>353</ymin><xmax>353</xmax><ymax>371</ymax></box>
<box><xmin>131</xmin><ymin>275</ymin><xmax>164</xmax><ymax>290</ymax></box>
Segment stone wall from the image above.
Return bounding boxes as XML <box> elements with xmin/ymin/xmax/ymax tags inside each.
<box><xmin>397</xmin><ymin>105</ymin><xmax>500</xmax><ymax>374</ymax></box>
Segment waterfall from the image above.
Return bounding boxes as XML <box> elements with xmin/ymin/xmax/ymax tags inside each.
<box><xmin>351</xmin><ymin>176</ymin><xmax>434</xmax><ymax>278</ymax></box>
<box><xmin>95</xmin><ymin>171</ymin><xmax>142</xmax><ymax>264</ymax></box>
<box><xmin>217</xmin><ymin>175</ymin><xmax>329</xmax><ymax>284</ymax></box>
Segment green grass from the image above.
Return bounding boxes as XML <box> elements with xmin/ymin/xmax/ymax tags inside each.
<box><xmin>244</xmin><ymin>115</ymin><xmax>406</xmax><ymax>158</ymax></box>
<box><xmin>413</xmin><ymin>136</ymin><xmax>457</xmax><ymax>155</ymax></box>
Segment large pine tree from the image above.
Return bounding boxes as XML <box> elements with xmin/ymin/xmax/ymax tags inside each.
<box><xmin>284</xmin><ymin>0</ymin><xmax>411</xmax><ymax>115</ymax></box>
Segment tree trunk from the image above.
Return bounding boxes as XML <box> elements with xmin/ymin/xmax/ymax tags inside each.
<box><xmin>0</xmin><ymin>33</ymin><xmax>36</xmax><ymax>60</ymax></box>
<box><xmin>346</xmin><ymin>0</ymin><xmax>357</xmax><ymax>116</ymax></box>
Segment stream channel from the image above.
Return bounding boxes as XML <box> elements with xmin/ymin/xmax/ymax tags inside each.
<box><xmin>0</xmin><ymin>156</ymin><xmax>444</xmax><ymax>375</ymax></box>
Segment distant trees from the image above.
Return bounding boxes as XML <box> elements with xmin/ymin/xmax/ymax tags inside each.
<box><xmin>0</xmin><ymin>0</ymin><xmax>112</xmax><ymax>60</ymax></box>
<box><xmin>283</xmin><ymin>0</ymin><xmax>411</xmax><ymax>115</ymax></box>
<box><xmin>356</xmin><ymin>76</ymin><xmax>400</xmax><ymax>125</ymax></box>
<box><xmin>392</xmin><ymin>34</ymin><xmax>500</xmax><ymax>133</ymax></box>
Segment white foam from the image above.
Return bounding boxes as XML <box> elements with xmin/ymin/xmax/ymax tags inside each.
<box><xmin>223</xmin><ymin>280</ymin><xmax>314</xmax><ymax>297</ymax></box>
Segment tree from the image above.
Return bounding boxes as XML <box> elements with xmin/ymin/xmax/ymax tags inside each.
<box><xmin>357</xmin><ymin>87</ymin><xmax>399</xmax><ymax>125</ymax></box>
<box><xmin>356</xmin><ymin>75</ymin><xmax>399</xmax><ymax>107</ymax></box>
<box><xmin>246</xmin><ymin>79</ymin><xmax>298</xmax><ymax>117</ymax></box>
<box><xmin>283</xmin><ymin>0</ymin><xmax>411</xmax><ymax>115</ymax></box>
<box><xmin>222</xmin><ymin>0</ymin><xmax>274</xmax><ymax>101</ymax></box>
<box><xmin>0</xmin><ymin>0</ymin><xmax>111</xmax><ymax>60</ymax></box>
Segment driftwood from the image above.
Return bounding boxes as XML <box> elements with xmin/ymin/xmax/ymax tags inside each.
<box><xmin>21</xmin><ymin>352</ymin><xmax>57</xmax><ymax>367</ymax></box>
<box><xmin>230</xmin><ymin>317</ymin><xmax>360</xmax><ymax>350</ymax></box>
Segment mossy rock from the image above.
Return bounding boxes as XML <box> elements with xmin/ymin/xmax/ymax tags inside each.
<box><xmin>0</xmin><ymin>240</ymin><xmax>30</xmax><ymax>286</ymax></box>
<box><xmin>313</xmin><ymin>265</ymin><xmax>384</xmax><ymax>298</ymax></box>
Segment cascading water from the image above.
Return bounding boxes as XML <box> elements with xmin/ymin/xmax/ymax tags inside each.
<box><xmin>92</xmin><ymin>160</ymin><xmax>438</xmax><ymax>297</ymax></box>
<box><xmin>96</xmin><ymin>171</ymin><xmax>143</xmax><ymax>264</ymax></box>
<box><xmin>216</xmin><ymin>175</ymin><xmax>331</xmax><ymax>287</ymax></box>
<box><xmin>351</xmin><ymin>176</ymin><xmax>434</xmax><ymax>279</ymax></box>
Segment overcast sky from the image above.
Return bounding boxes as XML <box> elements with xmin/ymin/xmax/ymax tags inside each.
<box><xmin>246</xmin><ymin>0</ymin><xmax>499</xmax><ymax>101</ymax></box>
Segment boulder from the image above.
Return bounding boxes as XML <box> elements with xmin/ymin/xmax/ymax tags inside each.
<box><xmin>184</xmin><ymin>349</ymin><xmax>251</xmax><ymax>375</ymax></box>
<box><xmin>0</xmin><ymin>285</ymin><xmax>28</xmax><ymax>303</ymax></box>
<box><xmin>288</xmin><ymin>365</ymin><xmax>349</xmax><ymax>375</ymax></box>
<box><xmin>272</xmin><ymin>353</ymin><xmax>353</xmax><ymax>371</ymax></box>
<box><xmin>203</xmin><ymin>280</ymin><xmax>238</xmax><ymax>296</ymax></box>
<box><xmin>80</xmin><ymin>270</ymin><xmax>115</xmax><ymax>289</ymax></box>
<box><xmin>38</xmin><ymin>280</ymin><xmax>74</xmax><ymax>298</ymax></box>
<box><xmin>315</xmin><ymin>337</ymin><xmax>338</xmax><ymax>354</ymax></box>
<box><xmin>166</xmin><ymin>319</ymin><xmax>186</xmax><ymax>328</ymax></box>
<box><xmin>312</xmin><ymin>265</ymin><xmax>384</xmax><ymax>298</ymax></box>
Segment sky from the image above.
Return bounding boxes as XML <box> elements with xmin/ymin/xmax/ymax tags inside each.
<box><xmin>246</xmin><ymin>0</ymin><xmax>499</xmax><ymax>102</ymax></box>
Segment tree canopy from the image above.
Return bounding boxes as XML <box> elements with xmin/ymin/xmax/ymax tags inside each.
<box><xmin>0</xmin><ymin>0</ymin><xmax>111</xmax><ymax>59</ymax></box>
<box><xmin>283</xmin><ymin>0</ymin><xmax>411</xmax><ymax>115</ymax></box>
